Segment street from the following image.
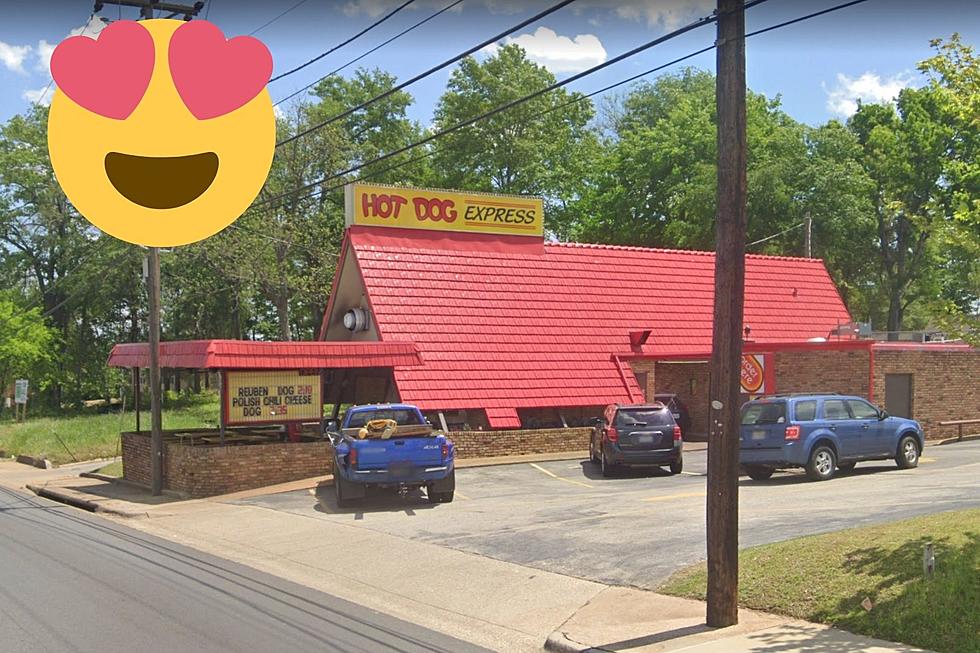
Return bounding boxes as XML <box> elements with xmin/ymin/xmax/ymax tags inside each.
<box><xmin>0</xmin><ymin>485</ymin><xmax>490</xmax><ymax>653</ymax></box>
<box><xmin>238</xmin><ymin>441</ymin><xmax>980</xmax><ymax>589</ymax></box>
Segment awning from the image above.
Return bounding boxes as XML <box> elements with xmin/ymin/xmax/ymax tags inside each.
<box><xmin>108</xmin><ymin>339</ymin><xmax>423</xmax><ymax>370</ymax></box>
<box><xmin>485</xmin><ymin>407</ymin><xmax>521</xmax><ymax>429</ymax></box>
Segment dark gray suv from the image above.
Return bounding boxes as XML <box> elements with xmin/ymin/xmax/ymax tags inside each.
<box><xmin>590</xmin><ymin>403</ymin><xmax>683</xmax><ymax>477</ymax></box>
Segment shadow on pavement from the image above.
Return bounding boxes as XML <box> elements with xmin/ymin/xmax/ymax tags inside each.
<box><xmin>312</xmin><ymin>485</ymin><xmax>443</xmax><ymax>517</ymax></box>
<box><xmin>579</xmin><ymin>460</ymin><xmax>679</xmax><ymax>482</ymax></box>
<box><xmin>590</xmin><ymin>623</ymin><xmax>713</xmax><ymax>651</ymax></box>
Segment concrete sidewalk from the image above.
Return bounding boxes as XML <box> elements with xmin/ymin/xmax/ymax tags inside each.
<box><xmin>0</xmin><ymin>454</ymin><xmax>924</xmax><ymax>653</ymax></box>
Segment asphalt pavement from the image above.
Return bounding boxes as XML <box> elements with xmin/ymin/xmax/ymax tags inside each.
<box><xmin>237</xmin><ymin>440</ymin><xmax>980</xmax><ymax>590</ymax></box>
<box><xmin>0</xmin><ymin>485</ymin><xmax>490</xmax><ymax>653</ymax></box>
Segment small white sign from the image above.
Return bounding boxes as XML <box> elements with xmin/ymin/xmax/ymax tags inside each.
<box><xmin>14</xmin><ymin>379</ymin><xmax>28</xmax><ymax>405</ymax></box>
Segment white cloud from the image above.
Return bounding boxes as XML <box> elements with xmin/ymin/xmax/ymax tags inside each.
<box><xmin>825</xmin><ymin>72</ymin><xmax>913</xmax><ymax>117</ymax></box>
<box><xmin>0</xmin><ymin>40</ymin><xmax>32</xmax><ymax>73</ymax></box>
<box><xmin>36</xmin><ymin>39</ymin><xmax>56</xmax><ymax>73</ymax></box>
<box><xmin>489</xmin><ymin>26</ymin><xmax>606</xmax><ymax>74</ymax></box>
<box><xmin>23</xmin><ymin>86</ymin><xmax>53</xmax><ymax>106</ymax></box>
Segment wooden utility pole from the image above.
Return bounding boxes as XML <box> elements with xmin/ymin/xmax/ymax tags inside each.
<box><xmin>148</xmin><ymin>247</ymin><xmax>163</xmax><ymax>496</ymax></box>
<box><xmin>707</xmin><ymin>0</ymin><xmax>746</xmax><ymax>628</ymax></box>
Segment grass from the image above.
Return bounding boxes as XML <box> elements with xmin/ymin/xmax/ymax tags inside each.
<box><xmin>660</xmin><ymin>509</ymin><xmax>980</xmax><ymax>653</ymax></box>
<box><xmin>0</xmin><ymin>396</ymin><xmax>219</xmax><ymax>465</ymax></box>
<box><xmin>95</xmin><ymin>460</ymin><xmax>124</xmax><ymax>477</ymax></box>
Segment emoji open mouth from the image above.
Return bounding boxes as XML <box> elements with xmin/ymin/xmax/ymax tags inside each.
<box><xmin>105</xmin><ymin>152</ymin><xmax>219</xmax><ymax>209</ymax></box>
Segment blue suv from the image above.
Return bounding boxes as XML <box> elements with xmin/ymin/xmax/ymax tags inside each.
<box><xmin>739</xmin><ymin>394</ymin><xmax>925</xmax><ymax>481</ymax></box>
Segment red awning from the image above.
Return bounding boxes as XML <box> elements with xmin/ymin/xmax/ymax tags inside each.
<box><xmin>108</xmin><ymin>339</ymin><xmax>422</xmax><ymax>370</ymax></box>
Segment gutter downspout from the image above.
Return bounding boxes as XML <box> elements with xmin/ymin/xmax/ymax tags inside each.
<box><xmin>612</xmin><ymin>355</ymin><xmax>644</xmax><ymax>403</ymax></box>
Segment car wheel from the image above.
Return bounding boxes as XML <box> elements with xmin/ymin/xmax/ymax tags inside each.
<box><xmin>746</xmin><ymin>466</ymin><xmax>774</xmax><ymax>481</ymax></box>
<box><xmin>600</xmin><ymin>449</ymin><xmax>615</xmax><ymax>478</ymax></box>
<box><xmin>669</xmin><ymin>457</ymin><xmax>683</xmax><ymax>475</ymax></box>
<box><xmin>895</xmin><ymin>435</ymin><xmax>919</xmax><ymax>469</ymax></box>
<box><xmin>428</xmin><ymin>488</ymin><xmax>454</xmax><ymax>503</ymax></box>
<box><xmin>806</xmin><ymin>445</ymin><xmax>837</xmax><ymax>481</ymax></box>
<box><xmin>335</xmin><ymin>475</ymin><xmax>350</xmax><ymax>507</ymax></box>
<box><xmin>837</xmin><ymin>462</ymin><xmax>856</xmax><ymax>473</ymax></box>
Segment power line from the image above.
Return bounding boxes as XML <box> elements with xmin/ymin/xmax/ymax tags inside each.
<box><xmin>276</xmin><ymin>0</ymin><xmax>579</xmax><ymax>148</ymax></box>
<box><xmin>258</xmin><ymin>0</ymin><xmax>870</xmax><ymax>215</ymax></box>
<box><xmin>273</xmin><ymin>0</ymin><xmax>466</xmax><ymax>108</ymax></box>
<box><xmin>748</xmin><ymin>222</ymin><xmax>804</xmax><ymax>247</ymax></box>
<box><xmin>269</xmin><ymin>0</ymin><xmax>416</xmax><ymax>83</ymax></box>
<box><xmin>249</xmin><ymin>0</ymin><xmax>308</xmax><ymax>36</ymax></box>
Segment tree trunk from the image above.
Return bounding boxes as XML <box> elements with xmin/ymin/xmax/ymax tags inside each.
<box><xmin>887</xmin><ymin>287</ymin><xmax>903</xmax><ymax>338</ymax></box>
<box><xmin>277</xmin><ymin>293</ymin><xmax>291</xmax><ymax>341</ymax></box>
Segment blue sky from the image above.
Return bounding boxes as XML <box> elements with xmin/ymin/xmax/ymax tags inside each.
<box><xmin>1</xmin><ymin>0</ymin><xmax>978</xmax><ymax>129</ymax></box>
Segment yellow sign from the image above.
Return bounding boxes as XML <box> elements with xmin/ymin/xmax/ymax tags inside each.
<box><xmin>345</xmin><ymin>183</ymin><xmax>544</xmax><ymax>237</ymax></box>
<box><xmin>224</xmin><ymin>371</ymin><xmax>321</xmax><ymax>425</ymax></box>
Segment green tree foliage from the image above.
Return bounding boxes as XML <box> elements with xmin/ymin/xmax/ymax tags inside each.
<box><xmin>0</xmin><ymin>294</ymin><xmax>56</xmax><ymax>402</ymax></box>
<box><xmin>430</xmin><ymin>45</ymin><xmax>599</xmax><ymax>238</ymax></box>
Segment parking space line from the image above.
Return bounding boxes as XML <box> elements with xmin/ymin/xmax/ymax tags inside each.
<box><xmin>680</xmin><ymin>471</ymin><xmax>705</xmax><ymax>476</ymax></box>
<box><xmin>642</xmin><ymin>491</ymin><xmax>706</xmax><ymax>503</ymax></box>
<box><xmin>529</xmin><ymin>463</ymin><xmax>594</xmax><ymax>489</ymax></box>
<box><xmin>919</xmin><ymin>457</ymin><xmax>936</xmax><ymax>464</ymax></box>
<box><xmin>454</xmin><ymin>491</ymin><xmax>470</xmax><ymax>500</ymax></box>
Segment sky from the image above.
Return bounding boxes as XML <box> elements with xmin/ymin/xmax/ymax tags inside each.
<box><xmin>0</xmin><ymin>0</ymin><xmax>978</xmax><ymax>129</ymax></box>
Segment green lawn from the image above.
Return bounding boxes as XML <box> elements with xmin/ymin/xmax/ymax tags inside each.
<box><xmin>0</xmin><ymin>398</ymin><xmax>219</xmax><ymax>465</ymax></box>
<box><xmin>95</xmin><ymin>460</ymin><xmax>124</xmax><ymax>477</ymax></box>
<box><xmin>660</xmin><ymin>509</ymin><xmax>980</xmax><ymax>653</ymax></box>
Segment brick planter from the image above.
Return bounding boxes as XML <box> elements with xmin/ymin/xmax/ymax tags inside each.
<box><xmin>122</xmin><ymin>431</ymin><xmax>332</xmax><ymax>498</ymax></box>
<box><xmin>449</xmin><ymin>427</ymin><xmax>591</xmax><ymax>459</ymax></box>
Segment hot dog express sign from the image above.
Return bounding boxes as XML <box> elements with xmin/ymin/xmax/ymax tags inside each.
<box><xmin>345</xmin><ymin>183</ymin><xmax>544</xmax><ymax>237</ymax></box>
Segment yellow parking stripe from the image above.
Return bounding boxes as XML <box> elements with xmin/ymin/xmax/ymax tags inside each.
<box><xmin>919</xmin><ymin>457</ymin><xmax>936</xmax><ymax>464</ymax></box>
<box><xmin>643</xmin><ymin>491</ymin><xmax>706</xmax><ymax>503</ymax></box>
<box><xmin>529</xmin><ymin>463</ymin><xmax>594</xmax><ymax>489</ymax></box>
<box><xmin>454</xmin><ymin>491</ymin><xmax>470</xmax><ymax>500</ymax></box>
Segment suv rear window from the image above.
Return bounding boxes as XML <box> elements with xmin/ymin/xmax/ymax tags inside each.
<box><xmin>741</xmin><ymin>402</ymin><xmax>786</xmax><ymax>425</ymax></box>
<box><xmin>615</xmin><ymin>408</ymin><xmax>673</xmax><ymax>427</ymax></box>
<box><xmin>794</xmin><ymin>400</ymin><xmax>817</xmax><ymax>421</ymax></box>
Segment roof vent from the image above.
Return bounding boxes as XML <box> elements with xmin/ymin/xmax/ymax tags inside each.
<box><xmin>343</xmin><ymin>308</ymin><xmax>370</xmax><ymax>332</ymax></box>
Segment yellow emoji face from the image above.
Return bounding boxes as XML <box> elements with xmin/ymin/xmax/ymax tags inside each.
<box><xmin>48</xmin><ymin>19</ymin><xmax>275</xmax><ymax>247</ymax></box>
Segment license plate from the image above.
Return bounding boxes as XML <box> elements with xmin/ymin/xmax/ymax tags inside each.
<box><xmin>388</xmin><ymin>462</ymin><xmax>413</xmax><ymax>478</ymax></box>
<box><xmin>638</xmin><ymin>434</ymin><xmax>654</xmax><ymax>445</ymax></box>
<box><xmin>752</xmin><ymin>430</ymin><xmax>767</xmax><ymax>440</ymax></box>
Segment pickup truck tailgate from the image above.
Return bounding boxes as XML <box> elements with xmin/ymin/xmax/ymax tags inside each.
<box><xmin>353</xmin><ymin>437</ymin><xmax>445</xmax><ymax>470</ymax></box>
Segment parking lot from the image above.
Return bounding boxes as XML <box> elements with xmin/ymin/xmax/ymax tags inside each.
<box><xmin>235</xmin><ymin>440</ymin><xmax>980</xmax><ymax>590</ymax></box>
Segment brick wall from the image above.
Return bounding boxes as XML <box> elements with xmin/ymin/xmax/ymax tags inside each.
<box><xmin>629</xmin><ymin>360</ymin><xmax>656</xmax><ymax>400</ymax></box>
<box><xmin>774</xmin><ymin>349</ymin><xmax>871</xmax><ymax>397</ymax></box>
<box><xmin>449</xmin><ymin>427</ymin><xmax>591</xmax><ymax>459</ymax></box>
<box><xmin>873</xmin><ymin>350</ymin><xmax>980</xmax><ymax>439</ymax></box>
<box><xmin>122</xmin><ymin>432</ymin><xmax>332</xmax><ymax>498</ymax></box>
<box><xmin>654</xmin><ymin>362</ymin><xmax>710</xmax><ymax>438</ymax></box>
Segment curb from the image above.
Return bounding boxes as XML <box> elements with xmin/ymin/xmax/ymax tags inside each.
<box><xmin>16</xmin><ymin>455</ymin><xmax>53</xmax><ymax>469</ymax></box>
<box><xmin>26</xmin><ymin>483</ymin><xmax>147</xmax><ymax>519</ymax></box>
<box><xmin>936</xmin><ymin>434</ymin><xmax>980</xmax><ymax>445</ymax></box>
<box><xmin>544</xmin><ymin>631</ymin><xmax>601</xmax><ymax>653</ymax></box>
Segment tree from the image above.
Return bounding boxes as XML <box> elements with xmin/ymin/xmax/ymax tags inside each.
<box><xmin>431</xmin><ymin>45</ymin><xmax>598</xmax><ymax>238</ymax></box>
<box><xmin>0</xmin><ymin>295</ymin><xmax>56</xmax><ymax>406</ymax></box>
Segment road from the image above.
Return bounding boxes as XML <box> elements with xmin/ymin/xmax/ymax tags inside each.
<box><xmin>0</xmin><ymin>485</ymin><xmax>490</xmax><ymax>653</ymax></box>
<box><xmin>238</xmin><ymin>440</ymin><xmax>980</xmax><ymax>590</ymax></box>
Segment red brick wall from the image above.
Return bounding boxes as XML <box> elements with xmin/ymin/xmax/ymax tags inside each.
<box><xmin>774</xmin><ymin>349</ymin><xmax>871</xmax><ymax>398</ymax></box>
<box><xmin>122</xmin><ymin>432</ymin><xmax>332</xmax><ymax>498</ymax></box>
<box><xmin>654</xmin><ymin>362</ymin><xmax>711</xmax><ymax>438</ymax></box>
<box><xmin>629</xmin><ymin>360</ymin><xmax>656</xmax><ymax>400</ymax></box>
<box><xmin>449</xmin><ymin>427</ymin><xmax>591</xmax><ymax>458</ymax></box>
<box><xmin>873</xmin><ymin>350</ymin><xmax>980</xmax><ymax>439</ymax></box>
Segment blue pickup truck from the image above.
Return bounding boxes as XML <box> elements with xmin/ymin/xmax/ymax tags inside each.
<box><xmin>327</xmin><ymin>404</ymin><xmax>456</xmax><ymax>506</ymax></box>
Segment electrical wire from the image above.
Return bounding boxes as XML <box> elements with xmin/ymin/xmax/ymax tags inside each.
<box><xmin>249</xmin><ymin>0</ymin><xmax>309</xmax><ymax>36</ymax></box>
<box><xmin>276</xmin><ymin>0</ymin><xmax>579</xmax><ymax>148</ymax></box>
<box><xmin>258</xmin><ymin>0</ymin><xmax>871</xmax><ymax>214</ymax></box>
<box><xmin>273</xmin><ymin>0</ymin><xmax>466</xmax><ymax>108</ymax></box>
<box><xmin>748</xmin><ymin>223</ymin><xmax>804</xmax><ymax>247</ymax></box>
<box><xmin>269</xmin><ymin>0</ymin><xmax>416</xmax><ymax>83</ymax></box>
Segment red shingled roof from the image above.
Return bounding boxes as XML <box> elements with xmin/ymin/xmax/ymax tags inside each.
<box><xmin>108</xmin><ymin>339</ymin><xmax>422</xmax><ymax>370</ymax></box>
<box><xmin>332</xmin><ymin>228</ymin><xmax>851</xmax><ymax>427</ymax></box>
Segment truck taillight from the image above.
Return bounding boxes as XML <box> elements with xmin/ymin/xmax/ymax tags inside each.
<box><xmin>441</xmin><ymin>443</ymin><xmax>448</xmax><ymax>459</ymax></box>
<box><xmin>784</xmin><ymin>425</ymin><xmax>800</xmax><ymax>440</ymax></box>
<box><xmin>673</xmin><ymin>425</ymin><xmax>682</xmax><ymax>442</ymax></box>
<box><xmin>606</xmin><ymin>427</ymin><xmax>618</xmax><ymax>443</ymax></box>
<box><xmin>349</xmin><ymin>447</ymin><xmax>358</xmax><ymax>469</ymax></box>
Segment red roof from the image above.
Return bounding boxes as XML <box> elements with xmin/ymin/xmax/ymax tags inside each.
<box><xmin>329</xmin><ymin>227</ymin><xmax>852</xmax><ymax>427</ymax></box>
<box><xmin>108</xmin><ymin>339</ymin><xmax>422</xmax><ymax>370</ymax></box>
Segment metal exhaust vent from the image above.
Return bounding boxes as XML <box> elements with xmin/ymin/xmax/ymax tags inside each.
<box><xmin>343</xmin><ymin>308</ymin><xmax>370</xmax><ymax>332</ymax></box>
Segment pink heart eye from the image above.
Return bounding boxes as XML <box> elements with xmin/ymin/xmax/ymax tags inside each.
<box><xmin>168</xmin><ymin>21</ymin><xmax>273</xmax><ymax>120</ymax></box>
<box><xmin>50</xmin><ymin>21</ymin><xmax>154</xmax><ymax>120</ymax></box>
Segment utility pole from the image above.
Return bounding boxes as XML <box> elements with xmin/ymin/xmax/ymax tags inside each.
<box><xmin>803</xmin><ymin>213</ymin><xmax>812</xmax><ymax>258</ymax></box>
<box><xmin>93</xmin><ymin>1</ymin><xmax>205</xmax><ymax>21</ymax></box>
<box><xmin>707</xmin><ymin>0</ymin><xmax>746</xmax><ymax>629</ymax></box>
<box><xmin>148</xmin><ymin>247</ymin><xmax>163</xmax><ymax>495</ymax></box>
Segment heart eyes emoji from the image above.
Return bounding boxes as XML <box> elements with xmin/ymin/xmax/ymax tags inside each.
<box><xmin>50</xmin><ymin>20</ymin><xmax>272</xmax><ymax>121</ymax></box>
